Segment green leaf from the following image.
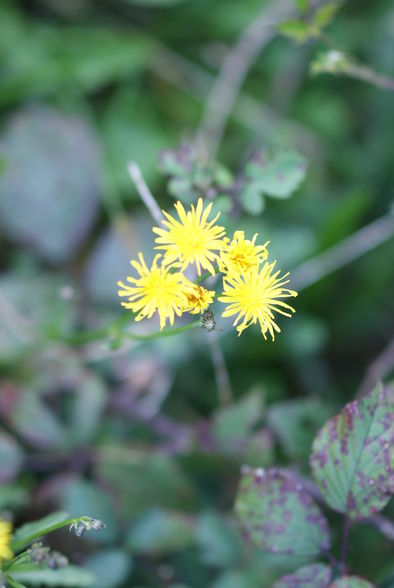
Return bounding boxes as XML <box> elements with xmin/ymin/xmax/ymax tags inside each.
<box><xmin>245</xmin><ymin>150</ymin><xmax>307</xmax><ymax>199</ymax></box>
<box><xmin>5</xmin><ymin>577</ymin><xmax>27</xmax><ymax>588</ymax></box>
<box><xmin>0</xmin><ymin>108</ymin><xmax>100</xmax><ymax>263</ymax></box>
<box><xmin>213</xmin><ymin>392</ymin><xmax>263</xmax><ymax>452</ymax></box>
<box><xmin>124</xmin><ymin>0</ymin><xmax>186</xmax><ymax>5</ymax></box>
<box><xmin>97</xmin><ymin>451</ymin><xmax>196</xmax><ymax>518</ymax></box>
<box><xmin>127</xmin><ymin>509</ymin><xmax>193</xmax><ymax>555</ymax></box>
<box><xmin>272</xmin><ymin>563</ymin><xmax>332</xmax><ymax>588</ymax></box>
<box><xmin>10</xmin><ymin>566</ymin><xmax>94</xmax><ymax>587</ymax></box>
<box><xmin>85</xmin><ymin>550</ymin><xmax>132</xmax><ymax>588</ymax></box>
<box><xmin>293</xmin><ymin>0</ymin><xmax>309</xmax><ymax>11</ymax></box>
<box><xmin>329</xmin><ymin>578</ymin><xmax>375</xmax><ymax>588</ymax></box>
<box><xmin>235</xmin><ymin>467</ymin><xmax>330</xmax><ymax>557</ymax></box>
<box><xmin>59</xmin><ymin>479</ymin><xmax>115</xmax><ymax>543</ymax></box>
<box><xmin>313</xmin><ymin>2</ymin><xmax>340</xmax><ymax>29</ymax></box>
<box><xmin>310</xmin><ymin>385</ymin><xmax>394</xmax><ymax>520</ymax></box>
<box><xmin>0</xmin><ymin>484</ymin><xmax>29</xmax><ymax>511</ymax></box>
<box><xmin>0</xmin><ymin>388</ymin><xmax>68</xmax><ymax>450</ymax></box>
<box><xmin>0</xmin><ymin>432</ymin><xmax>23</xmax><ymax>482</ymax></box>
<box><xmin>68</xmin><ymin>375</ymin><xmax>107</xmax><ymax>446</ymax></box>
<box><xmin>195</xmin><ymin>512</ymin><xmax>242</xmax><ymax>567</ymax></box>
<box><xmin>268</xmin><ymin>398</ymin><xmax>333</xmax><ymax>462</ymax></box>
<box><xmin>11</xmin><ymin>512</ymin><xmax>69</xmax><ymax>552</ymax></box>
<box><xmin>277</xmin><ymin>20</ymin><xmax>313</xmax><ymax>43</ymax></box>
<box><xmin>239</xmin><ymin>184</ymin><xmax>265</xmax><ymax>215</ymax></box>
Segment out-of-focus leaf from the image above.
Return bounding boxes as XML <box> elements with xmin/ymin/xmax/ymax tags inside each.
<box><xmin>56</xmin><ymin>29</ymin><xmax>151</xmax><ymax>93</ymax></box>
<box><xmin>124</xmin><ymin>0</ymin><xmax>187</xmax><ymax>5</ymax></box>
<box><xmin>245</xmin><ymin>151</ymin><xmax>307</xmax><ymax>199</ymax></box>
<box><xmin>0</xmin><ymin>108</ymin><xmax>100</xmax><ymax>262</ymax></box>
<box><xmin>272</xmin><ymin>563</ymin><xmax>332</xmax><ymax>588</ymax></box>
<box><xmin>211</xmin><ymin>571</ymin><xmax>248</xmax><ymax>588</ymax></box>
<box><xmin>85</xmin><ymin>550</ymin><xmax>132</xmax><ymax>588</ymax></box>
<box><xmin>100</xmin><ymin>89</ymin><xmax>173</xmax><ymax>193</ymax></box>
<box><xmin>239</xmin><ymin>184</ymin><xmax>265</xmax><ymax>215</ymax></box>
<box><xmin>213</xmin><ymin>392</ymin><xmax>263</xmax><ymax>452</ymax></box>
<box><xmin>195</xmin><ymin>512</ymin><xmax>242</xmax><ymax>567</ymax></box>
<box><xmin>59</xmin><ymin>479</ymin><xmax>116</xmax><ymax>543</ymax></box>
<box><xmin>277</xmin><ymin>20</ymin><xmax>313</xmax><ymax>43</ymax></box>
<box><xmin>313</xmin><ymin>2</ymin><xmax>340</xmax><ymax>29</ymax></box>
<box><xmin>283</xmin><ymin>314</ymin><xmax>329</xmax><ymax>358</ymax></box>
<box><xmin>293</xmin><ymin>0</ymin><xmax>309</xmax><ymax>11</ymax></box>
<box><xmin>235</xmin><ymin>467</ymin><xmax>330</xmax><ymax>557</ymax></box>
<box><xmin>84</xmin><ymin>216</ymin><xmax>153</xmax><ymax>305</ymax></box>
<box><xmin>268</xmin><ymin>398</ymin><xmax>332</xmax><ymax>462</ymax></box>
<box><xmin>11</xmin><ymin>512</ymin><xmax>69</xmax><ymax>552</ymax></box>
<box><xmin>127</xmin><ymin>509</ymin><xmax>193</xmax><ymax>554</ymax></box>
<box><xmin>5</xmin><ymin>577</ymin><xmax>27</xmax><ymax>588</ymax></box>
<box><xmin>97</xmin><ymin>450</ymin><xmax>196</xmax><ymax>518</ymax></box>
<box><xmin>0</xmin><ymin>431</ymin><xmax>23</xmax><ymax>482</ymax></box>
<box><xmin>11</xmin><ymin>565</ymin><xmax>94</xmax><ymax>587</ymax></box>
<box><xmin>310</xmin><ymin>385</ymin><xmax>394</xmax><ymax>520</ymax></box>
<box><xmin>0</xmin><ymin>386</ymin><xmax>68</xmax><ymax>450</ymax></box>
<box><xmin>0</xmin><ymin>485</ymin><xmax>29</xmax><ymax>510</ymax></box>
<box><xmin>330</xmin><ymin>578</ymin><xmax>375</xmax><ymax>588</ymax></box>
<box><xmin>0</xmin><ymin>4</ymin><xmax>151</xmax><ymax>104</ymax></box>
<box><xmin>69</xmin><ymin>374</ymin><xmax>107</xmax><ymax>445</ymax></box>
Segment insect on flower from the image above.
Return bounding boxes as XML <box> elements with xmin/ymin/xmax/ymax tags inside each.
<box><xmin>201</xmin><ymin>309</ymin><xmax>216</xmax><ymax>332</ymax></box>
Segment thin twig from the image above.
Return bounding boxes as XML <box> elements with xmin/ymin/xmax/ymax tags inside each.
<box><xmin>209</xmin><ymin>335</ymin><xmax>233</xmax><ymax>406</ymax></box>
<box><xmin>355</xmin><ymin>336</ymin><xmax>394</xmax><ymax>398</ymax></box>
<box><xmin>127</xmin><ymin>161</ymin><xmax>163</xmax><ymax>225</ymax></box>
<box><xmin>345</xmin><ymin>62</ymin><xmax>394</xmax><ymax>92</ymax></box>
<box><xmin>340</xmin><ymin>515</ymin><xmax>350</xmax><ymax>570</ymax></box>
<box><xmin>126</xmin><ymin>162</ymin><xmax>234</xmax><ymax>405</ymax></box>
<box><xmin>149</xmin><ymin>45</ymin><xmax>319</xmax><ymax>155</ymax></box>
<box><xmin>195</xmin><ymin>0</ymin><xmax>293</xmax><ymax>158</ymax></box>
<box><xmin>291</xmin><ymin>213</ymin><xmax>394</xmax><ymax>290</ymax></box>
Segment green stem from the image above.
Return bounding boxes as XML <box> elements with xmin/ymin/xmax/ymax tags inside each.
<box><xmin>51</xmin><ymin>318</ymin><xmax>201</xmax><ymax>346</ymax></box>
<box><xmin>122</xmin><ymin>320</ymin><xmax>201</xmax><ymax>340</ymax></box>
<box><xmin>11</xmin><ymin>517</ymin><xmax>86</xmax><ymax>553</ymax></box>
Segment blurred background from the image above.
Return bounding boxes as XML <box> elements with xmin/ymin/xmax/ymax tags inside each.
<box><xmin>0</xmin><ymin>0</ymin><xmax>394</xmax><ymax>586</ymax></box>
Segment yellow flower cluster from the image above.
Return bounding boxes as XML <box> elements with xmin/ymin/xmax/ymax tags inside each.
<box><xmin>118</xmin><ymin>198</ymin><xmax>297</xmax><ymax>338</ymax></box>
<box><xmin>0</xmin><ymin>519</ymin><xmax>13</xmax><ymax>562</ymax></box>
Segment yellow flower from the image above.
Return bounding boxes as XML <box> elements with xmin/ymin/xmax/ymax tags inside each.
<box><xmin>0</xmin><ymin>519</ymin><xmax>13</xmax><ymax>562</ymax></box>
<box><xmin>181</xmin><ymin>284</ymin><xmax>215</xmax><ymax>315</ymax></box>
<box><xmin>153</xmin><ymin>198</ymin><xmax>226</xmax><ymax>276</ymax></box>
<box><xmin>117</xmin><ymin>253</ymin><xmax>189</xmax><ymax>330</ymax></box>
<box><xmin>219</xmin><ymin>230</ymin><xmax>268</xmax><ymax>276</ymax></box>
<box><xmin>218</xmin><ymin>261</ymin><xmax>297</xmax><ymax>339</ymax></box>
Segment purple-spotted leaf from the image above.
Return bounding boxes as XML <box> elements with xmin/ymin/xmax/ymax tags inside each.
<box><xmin>235</xmin><ymin>467</ymin><xmax>330</xmax><ymax>557</ymax></box>
<box><xmin>273</xmin><ymin>563</ymin><xmax>332</xmax><ymax>588</ymax></box>
<box><xmin>310</xmin><ymin>385</ymin><xmax>394</xmax><ymax>520</ymax></box>
<box><xmin>329</xmin><ymin>577</ymin><xmax>375</xmax><ymax>588</ymax></box>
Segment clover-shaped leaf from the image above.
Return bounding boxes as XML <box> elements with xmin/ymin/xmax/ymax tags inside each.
<box><xmin>310</xmin><ymin>385</ymin><xmax>394</xmax><ymax>520</ymax></box>
<box><xmin>245</xmin><ymin>150</ymin><xmax>307</xmax><ymax>199</ymax></box>
<box><xmin>235</xmin><ymin>467</ymin><xmax>330</xmax><ymax>557</ymax></box>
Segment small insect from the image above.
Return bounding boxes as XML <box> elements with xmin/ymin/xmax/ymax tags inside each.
<box><xmin>201</xmin><ymin>309</ymin><xmax>216</xmax><ymax>332</ymax></box>
<box><xmin>69</xmin><ymin>521</ymin><xmax>87</xmax><ymax>537</ymax></box>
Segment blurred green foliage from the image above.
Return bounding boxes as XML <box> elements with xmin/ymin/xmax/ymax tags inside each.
<box><xmin>0</xmin><ymin>0</ymin><xmax>394</xmax><ymax>586</ymax></box>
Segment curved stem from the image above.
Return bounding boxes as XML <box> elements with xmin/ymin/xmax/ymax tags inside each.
<box><xmin>340</xmin><ymin>515</ymin><xmax>350</xmax><ymax>571</ymax></box>
<box><xmin>10</xmin><ymin>516</ymin><xmax>86</xmax><ymax>554</ymax></box>
<box><xmin>122</xmin><ymin>319</ymin><xmax>201</xmax><ymax>340</ymax></box>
